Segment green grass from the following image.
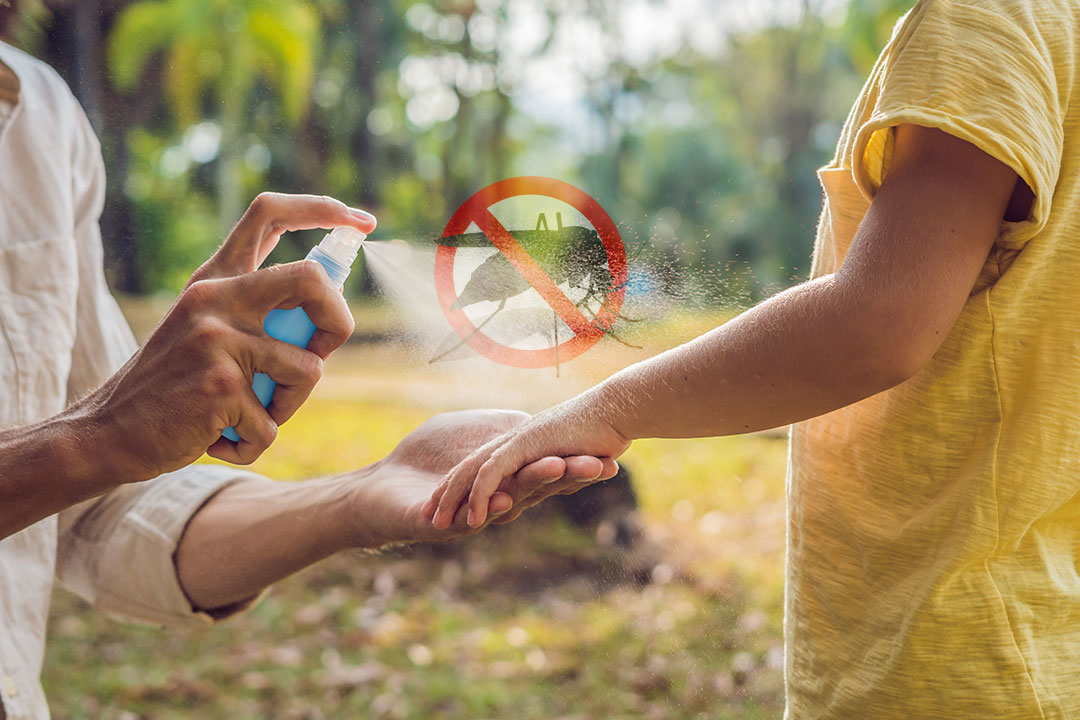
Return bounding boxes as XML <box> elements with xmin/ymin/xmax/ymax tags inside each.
<box><xmin>43</xmin><ymin>303</ymin><xmax>788</xmax><ymax>719</ymax></box>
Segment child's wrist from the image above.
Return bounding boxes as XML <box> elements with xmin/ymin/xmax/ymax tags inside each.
<box><xmin>586</xmin><ymin>379</ymin><xmax>638</xmax><ymax>444</ymax></box>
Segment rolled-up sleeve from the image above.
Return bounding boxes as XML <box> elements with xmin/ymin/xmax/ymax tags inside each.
<box><xmin>56</xmin><ymin>465</ymin><xmax>267</xmax><ymax>628</ymax></box>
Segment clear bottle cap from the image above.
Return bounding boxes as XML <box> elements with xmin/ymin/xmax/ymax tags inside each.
<box><xmin>318</xmin><ymin>226</ymin><xmax>367</xmax><ymax>267</ymax></box>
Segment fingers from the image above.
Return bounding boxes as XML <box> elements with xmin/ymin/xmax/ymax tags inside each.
<box><xmin>431</xmin><ymin>458</ymin><xmax>483</xmax><ymax>531</ymax></box>
<box><xmin>513</xmin><ymin>456</ymin><xmax>567</xmax><ymax>487</ymax></box>
<box><xmin>597</xmin><ymin>457</ymin><xmax>620</xmax><ymax>481</ymax></box>
<box><xmin>490</xmin><ymin>508</ymin><xmax>526</xmax><ymax>525</ymax></box>
<box><xmin>247</xmin><ymin>338</ymin><xmax>324</xmax><ymax>425</ymax></box>
<box><xmin>234</xmin><ymin>260</ymin><xmax>356</xmax><ymax>357</ymax></box>
<box><xmin>489</xmin><ymin>492</ymin><xmax>514</xmax><ymax>516</ymax></box>
<box><xmin>206</xmin><ymin>388</ymin><xmax>278</xmax><ymax>464</ymax></box>
<box><xmin>483</xmin><ymin>456</ymin><xmax>618</xmax><ymax>526</ymax></box>
<box><xmin>562</xmin><ymin>455</ymin><xmax>604</xmax><ymax>482</ymax></box>
<box><xmin>465</xmin><ymin>451</ymin><xmax>522</xmax><ymax>528</ymax></box>
<box><xmin>481</xmin><ymin>458</ymin><xmax>573</xmax><ymax>526</ymax></box>
<box><xmin>424</xmin><ymin>495</ymin><xmax>504</xmax><ymax>541</ymax></box>
<box><xmin>205</xmin><ymin>193</ymin><xmax>376</xmax><ymax>280</ymax></box>
<box><xmin>421</xmin><ymin>483</ymin><xmax>445</xmax><ymax>520</ymax></box>
<box><xmin>184</xmin><ymin>259</ymin><xmax>354</xmax><ymax>366</ymax></box>
<box><xmin>492</xmin><ymin>456</ymin><xmax>605</xmax><ymax>523</ymax></box>
<box><xmin>427</xmin><ymin>429</ymin><xmax>515</xmax><ymax>530</ymax></box>
<box><xmin>495</xmin><ymin>456</ymin><xmax>571</xmax><ymax>500</ymax></box>
<box><xmin>423</xmin><ymin>452</ymin><xmax>618</xmax><ymax>531</ymax></box>
<box><xmin>238</xmin><ymin>192</ymin><xmax>376</xmax><ymax>237</ymax></box>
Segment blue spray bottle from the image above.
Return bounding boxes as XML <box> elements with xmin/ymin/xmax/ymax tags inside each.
<box><xmin>222</xmin><ymin>226</ymin><xmax>367</xmax><ymax>442</ymax></box>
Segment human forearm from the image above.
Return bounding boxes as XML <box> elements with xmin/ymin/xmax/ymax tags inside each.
<box><xmin>432</xmin><ymin>276</ymin><xmax>919</xmax><ymax>529</ymax></box>
<box><xmin>586</xmin><ymin>126</ymin><xmax>1026</xmax><ymax>442</ymax></box>
<box><xmin>430</xmin><ymin>124</ymin><xmax>1025</xmax><ymax>529</ymax></box>
<box><xmin>0</xmin><ymin>406</ymin><xmax>121</xmax><ymax>539</ymax></box>
<box><xmin>594</xmin><ymin>273</ymin><xmax>907</xmax><ymax>441</ymax></box>
<box><xmin>173</xmin><ymin>473</ymin><xmax>360</xmax><ymax>612</ymax></box>
<box><xmin>177</xmin><ymin>410</ymin><xmax>616</xmax><ymax>610</ymax></box>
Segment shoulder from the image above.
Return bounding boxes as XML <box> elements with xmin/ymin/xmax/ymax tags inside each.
<box><xmin>0</xmin><ymin>41</ymin><xmax>81</xmax><ymax>114</ymax></box>
<box><xmin>0</xmin><ymin>41</ymin><xmax>96</xmax><ymax>153</ymax></box>
<box><xmin>882</xmin><ymin>0</ymin><xmax>1077</xmax><ymax>95</ymax></box>
<box><xmin>903</xmin><ymin>0</ymin><xmax>1078</xmax><ymax>37</ymax></box>
<box><xmin>0</xmin><ymin>41</ymin><xmax>102</xmax><ymax>179</ymax></box>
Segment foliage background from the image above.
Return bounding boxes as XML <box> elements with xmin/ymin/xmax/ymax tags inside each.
<box><xmin>3</xmin><ymin>1</ymin><xmax>912</xmax><ymax>718</ymax></box>
<box><xmin>8</xmin><ymin>0</ymin><xmax>910</xmax><ymax>299</ymax></box>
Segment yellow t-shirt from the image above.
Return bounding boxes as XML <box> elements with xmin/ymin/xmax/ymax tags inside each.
<box><xmin>788</xmin><ymin>1</ymin><xmax>1080</xmax><ymax>717</ymax></box>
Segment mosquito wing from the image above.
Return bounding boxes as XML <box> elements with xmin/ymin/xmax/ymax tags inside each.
<box><xmin>429</xmin><ymin>307</ymin><xmax>561</xmax><ymax>363</ymax></box>
<box><xmin>440</xmin><ymin>226</ymin><xmax>584</xmax><ymax>311</ymax></box>
<box><xmin>450</xmin><ymin>252</ymin><xmax>533</xmax><ymax>311</ymax></box>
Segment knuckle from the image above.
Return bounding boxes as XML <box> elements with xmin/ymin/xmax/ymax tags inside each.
<box><xmin>203</xmin><ymin>364</ymin><xmax>241</xmax><ymax>397</ymax></box>
<box><xmin>185</xmin><ymin>265</ymin><xmax>211</xmax><ymax>287</ymax></box>
<box><xmin>504</xmin><ymin>410</ymin><xmax>530</xmax><ymax>426</ymax></box>
<box><xmin>238</xmin><ymin>426</ymin><xmax>275</xmax><ymax>463</ymax></box>
<box><xmin>445</xmin><ymin>483</ymin><xmax>465</xmax><ymax>505</ymax></box>
<box><xmin>250</xmin><ymin>191</ymin><xmax>277</xmax><ymax>215</ymax></box>
<box><xmin>302</xmin><ymin>353</ymin><xmax>324</xmax><ymax>384</ymax></box>
<box><xmin>178</xmin><ymin>279</ymin><xmax>214</xmax><ymax>312</ymax></box>
<box><xmin>262</xmin><ymin>419</ymin><xmax>279</xmax><ymax>446</ymax></box>
<box><xmin>191</xmin><ymin>316</ymin><xmax>230</xmax><ymax>345</ymax></box>
<box><xmin>319</xmin><ymin>194</ymin><xmax>347</xmax><ymax>213</ymax></box>
<box><xmin>235</xmin><ymin>445</ymin><xmax>259</xmax><ymax>465</ymax></box>
<box><xmin>294</xmin><ymin>259</ymin><xmax>328</xmax><ymax>289</ymax></box>
<box><xmin>477</xmin><ymin>460</ymin><xmax>497</xmax><ymax>483</ymax></box>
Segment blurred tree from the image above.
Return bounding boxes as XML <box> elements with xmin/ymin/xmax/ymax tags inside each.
<box><xmin>4</xmin><ymin>0</ymin><xmax>915</xmax><ymax>298</ymax></box>
<box><xmin>843</xmin><ymin>0</ymin><xmax>914</xmax><ymax>74</ymax></box>
<box><xmin>107</xmin><ymin>0</ymin><xmax>321</xmax><ymax>232</ymax></box>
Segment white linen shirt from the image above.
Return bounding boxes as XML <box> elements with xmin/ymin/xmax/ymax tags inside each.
<box><xmin>0</xmin><ymin>42</ymin><xmax>261</xmax><ymax>720</ymax></box>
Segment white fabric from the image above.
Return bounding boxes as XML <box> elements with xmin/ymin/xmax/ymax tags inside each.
<box><xmin>0</xmin><ymin>43</ymin><xmax>261</xmax><ymax>720</ymax></box>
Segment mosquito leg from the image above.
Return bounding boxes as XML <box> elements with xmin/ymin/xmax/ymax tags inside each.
<box><xmin>553</xmin><ymin>309</ymin><xmax>560</xmax><ymax>378</ymax></box>
<box><xmin>428</xmin><ymin>298</ymin><xmax>507</xmax><ymax>363</ymax></box>
<box><xmin>599</xmin><ymin>298</ymin><xmax>644</xmax><ymax>324</ymax></box>
<box><xmin>598</xmin><ymin>280</ymin><xmax>644</xmax><ymax>322</ymax></box>
<box><xmin>604</xmin><ymin>331</ymin><xmax>643</xmax><ymax>349</ymax></box>
<box><xmin>578</xmin><ymin>293</ymin><xmax>614</xmax><ymax>331</ymax></box>
<box><xmin>579</xmin><ymin>293</ymin><xmax>643</xmax><ymax>349</ymax></box>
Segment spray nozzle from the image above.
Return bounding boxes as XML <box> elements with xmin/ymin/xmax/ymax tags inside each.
<box><xmin>318</xmin><ymin>226</ymin><xmax>367</xmax><ymax>267</ymax></box>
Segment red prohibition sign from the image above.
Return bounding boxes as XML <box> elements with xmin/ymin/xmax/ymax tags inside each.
<box><xmin>434</xmin><ymin>177</ymin><xmax>627</xmax><ymax>369</ymax></box>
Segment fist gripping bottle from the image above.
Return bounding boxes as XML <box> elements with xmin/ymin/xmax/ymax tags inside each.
<box><xmin>222</xmin><ymin>226</ymin><xmax>366</xmax><ymax>442</ymax></box>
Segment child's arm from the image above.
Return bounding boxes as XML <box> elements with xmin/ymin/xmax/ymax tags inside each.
<box><xmin>425</xmin><ymin>124</ymin><xmax>1026</xmax><ymax>529</ymax></box>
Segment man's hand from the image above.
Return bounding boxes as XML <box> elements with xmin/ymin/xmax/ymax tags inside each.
<box><xmin>343</xmin><ymin>409</ymin><xmax>620</xmax><ymax>546</ymax></box>
<box><xmin>423</xmin><ymin>397</ymin><xmax>630</xmax><ymax>530</ymax></box>
<box><xmin>175</xmin><ymin>409</ymin><xmax>618</xmax><ymax>611</ymax></box>
<box><xmin>78</xmin><ymin>193</ymin><xmax>377</xmax><ymax>480</ymax></box>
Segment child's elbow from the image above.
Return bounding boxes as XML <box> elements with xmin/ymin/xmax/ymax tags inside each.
<box><xmin>860</xmin><ymin>325</ymin><xmax>939</xmax><ymax>393</ymax></box>
<box><xmin>877</xmin><ymin>348</ymin><xmax>928</xmax><ymax>391</ymax></box>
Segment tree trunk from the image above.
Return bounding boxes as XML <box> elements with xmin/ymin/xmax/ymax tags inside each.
<box><xmin>347</xmin><ymin>0</ymin><xmax>385</xmax><ymax>208</ymax></box>
<box><xmin>56</xmin><ymin>0</ymin><xmax>142</xmax><ymax>292</ymax></box>
<box><xmin>218</xmin><ymin>50</ymin><xmax>246</xmax><ymax>236</ymax></box>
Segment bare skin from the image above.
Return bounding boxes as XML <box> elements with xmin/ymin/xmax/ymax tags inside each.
<box><xmin>0</xmin><ymin>190</ymin><xmax>614</xmax><ymax>613</ymax></box>
<box><xmin>0</xmin><ymin>192</ymin><xmax>373</xmax><ymax>539</ymax></box>
<box><xmin>175</xmin><ymin>409</ymin><xmax>617</xmax><ymax>611</ymax></box>
<box><xmin>425</xmin><ymin>124</ymin><xmax>1029</xmax><ymax>529</ymax></box>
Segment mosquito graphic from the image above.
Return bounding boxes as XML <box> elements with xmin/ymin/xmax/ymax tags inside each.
<box><xmin>431</xmin><ymin>212</ymin><xmax>641</xmax><ymax>372</ymax></box>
